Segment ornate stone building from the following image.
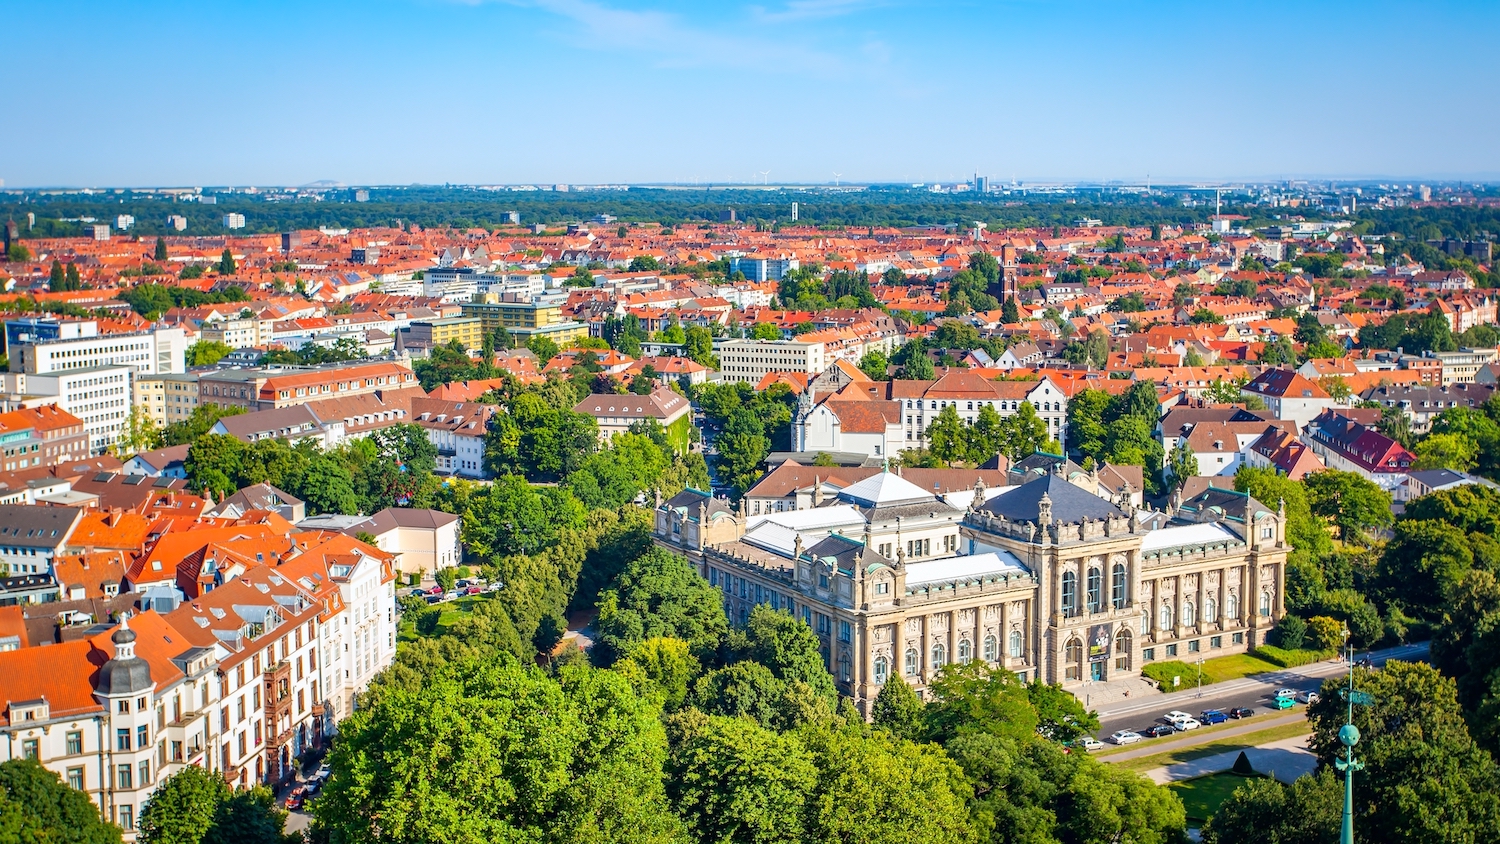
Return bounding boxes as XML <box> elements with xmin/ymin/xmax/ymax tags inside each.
<box><xmin>654</xmin><ymin>466</ymin><xmax>1288</xmax><ymax>714</ymax></box>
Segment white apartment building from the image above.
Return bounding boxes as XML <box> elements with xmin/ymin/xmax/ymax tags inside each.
<box><xmin>7</xmin><ymin>320</ymin><xmax>187</xmax><ymax>377</ymax></box>
<box><xmin>716</xmin><ymin>338</ymin><xmax>827</xmax><ymax>384</ymax></box>
<box><xmin>18</xmin><ymin>366</ymin><xmax>134</xmax><ymax>454</ymax></box>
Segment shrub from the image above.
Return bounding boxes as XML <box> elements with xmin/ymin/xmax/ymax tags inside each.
<box><xmin>1142</xmin><ymin>660</ymin><xmax>1203</xmax><ymax>691</ymax></box>
<box><xmin>1274</xmin><ymin>615</ymin><xmax>1307</xmax><ymax>650</ymax></box>
<box><xmin>413</xmin><ymin>606</ymin><xmax>442</xmax><ymax>636</ymax></box>
<box><xmin>1252</xmin><ymin>645</ymin><xmax>1333</xmax><ymax>669</ymax></box>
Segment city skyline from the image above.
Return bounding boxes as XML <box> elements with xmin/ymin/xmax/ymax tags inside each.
<box><xmin>7</xmin><ymin>0</ymin><xmax>1499</xmax><ymax>186</ymax></box>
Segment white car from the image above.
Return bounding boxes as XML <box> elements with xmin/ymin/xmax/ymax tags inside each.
<box><xmin>1079</xmin><ymin>737</ymin><xmax>1105</xmax><ymax>751</ymax></box>
<box><xmin>1163</xmin><ymin>710</ymin><xmax>1194</xmax><ymax>722</ymax></box>
<box><xmin>1273</xmin><ymin>688</ymin><xmax>1297</xmax><ymax>699</ymax></box>
<box><xmin>1168</xmin><ymin>716</ymin><xmax>1202</xmax><ymax>731</ymax></box>
<box><xmin>1296</xmin><ymin>690</ymin><xmax>1320</xmax><ymax>705</ymax></box>
<box><xmin>1109</xmin><ymin>730</ymin><xmax>1143</xmax><ymax>745</ymax></box>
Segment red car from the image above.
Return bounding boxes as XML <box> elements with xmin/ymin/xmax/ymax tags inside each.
<box><xmin>285</xmin><ymin>786</ymin><xmax>306</xmax><ymax>810</ymax></box>
<box><xmin>464</xmin><ymin>585</ymin><xmax>482</xmax><ymax>596</ymax></box>
<box><xmin>427</xmin><ymin>586</ymin><xmax>444</xmax><ymax>597</ymax></box>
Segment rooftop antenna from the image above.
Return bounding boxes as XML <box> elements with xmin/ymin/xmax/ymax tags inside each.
<box><xmin>832</xmin><ymin>172</ymin><xmax>842</xmax><ymax>187</ymax></box>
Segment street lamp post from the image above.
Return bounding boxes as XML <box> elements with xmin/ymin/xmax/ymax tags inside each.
<box><xmin>1195</xmin><ymin>656</ymin><xmax>1204</xmax><ymax>698</ymax></box>
<box><xmin>1335</xmin><ymin>634</ymin><xmax>1365</xmax><ymax>844</ymax></box>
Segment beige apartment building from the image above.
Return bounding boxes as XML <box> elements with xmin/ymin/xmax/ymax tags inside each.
<box><xmin>656</xmin><ymin>467</ymin><xmax>1287</xmax><ymax>714</ymax></box>
<box><xmin>133</xmin><ymin>373</ymin><xmax>200</xmax><ymax>427</ymax></box>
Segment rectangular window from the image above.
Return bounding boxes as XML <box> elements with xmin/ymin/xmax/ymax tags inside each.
<box><xmin>137</xmin><ymin>725</ymin><xmax>149</xmax><ymax>748</ymax></box>
<box><xmin>139</xmin><ymin>760</ymin><xmax>151</xmax><ymax>787</ymax></box>
<box><xmin>66</xmin><ymin>731</ymin><xmax>83</xmax><ymax>755</ymax></box>
<box><xmin>117</xmin><ymin>764</ymin><xmax>133</xmax><ymax>790</ymax></box>
<box><xmin>1232</xmin><ymin>632</ymin><xmax>1244</xmax><ymax>645</ymax></box>
<box><xmin>1165</xmin><ymin>644</ymin><xmax>1178</xmax><ymax>657</ymax></box>
<box><xmin>67</xmin><ymin>768</ymin><xmax>85</xmax><ymax>790</ymax></box>
<box><xmin>1210</xmin><ymin>636</ymin><xmax>1222</xmax><ymax>649</ymax></box>
<box><xmin>1188</xmin><ymin>640</ymin><xmax>1200</xmax><ymax>653</ymax></box>
<box><xmin>1142</xmin><ymin>648</ymin><xmax>1156</xmax><ymax>662</ymax></box>
<box><xmin>839</xmin><ymin>621</ymin><xmax>851</xmax><ymax>643</ymax></box>
<box><xmin>21</xmin><ymin>739</ymin><xmax>37</xmax><ymax>760</ymax></box>
<box><xmin>118</xmin><ymin>805</ymin><xmax>133</xmax><ymax>831</ymax></box>
<box><xmin>117</xmin><ymin>728</ymin><xmax>131</xmax><ymax>751</ymax></box>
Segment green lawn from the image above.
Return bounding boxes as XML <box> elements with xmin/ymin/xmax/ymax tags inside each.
<box><xmin>1107</xmin><ymin>721</ymin><xmax>1311</xmax><ymax>773</ymax></box>
<box><xmin>1170</xmin><ymin>772</ymin><xmax>1266</xmax><ymax>822</ymax></box>
<box><xmin>397</xmin><ymin>595</ymin><xmax>496</xmax><ymax>645</ymax></box>
<box><xmin>1142</xmin><ymin>650</ymin><xmax>1306</xmax><ymax>691</ymax></box>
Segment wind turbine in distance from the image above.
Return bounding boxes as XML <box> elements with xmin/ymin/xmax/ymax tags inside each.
<box><xmin>832</xmin><ymin>172</ymin><xmax>842</xmax><ymax>187</ymax></box>
<box><xmin>759</xmin><ymin>170</ymin><xmax>770</xmax><ymax>185</ymax></box>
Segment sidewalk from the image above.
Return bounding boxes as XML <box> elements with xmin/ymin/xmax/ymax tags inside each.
<box><xmin>1100</xmin><ymin>710</ymin><xmax>1307</xmax><ymax>763</ymax></box>
<box><xmin>1145</xmin><ymin>734</ymin><xmax>1315</xmax><ymax>785</ymax></box>
<box><xmin>1097</xmin><ymin>641</ymin><xmax>1428</xmax><ymax>720</ymax></box>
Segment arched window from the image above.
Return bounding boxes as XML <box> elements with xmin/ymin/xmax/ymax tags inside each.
<box><xmin>1205</xmin><ymin>597</ymin><xmax>1218</xmax><ymax>622</ymax></box>
<box><xmin>1111</xmin><ymin>563</ymin><xmax>1128</xmax><ymax>609</ymax></box>
<box><xmin>1260</xmin><ymin>591</ymin><xmax>1272</xmax><ymax>616</ymax></box>
<box><xmin>873</xmin><ymin>655</ymin><xmax>890</xmax><ymax>684</ymax></box>
<box><xmin>957</xmin><ymin>639</ymin><xmax>972</xmax><ymax>664</ymax></box>
<box><xmin>1226</xmin><ymin>593</ymin><xmax>1239</xmax><ymax>620</ymax></box>
<box><xmin>1065</xmin><ymin>638</ymin><xmax>1083</xmax><ymax>680</ymax></box>
<box><xmin>904</xmin><ymin>648</ymin><xmax>919</xmax><ymax>676</ymax></box>
<box><xmin>984</xmin><ymin>634</ymin><xmax>999</xmax><ymax>662</ymax></box>
<box><xmin>837</xmin><ymin>653</ymin><xmax>851</xmax><ymax>682</ymax></box>
<box><xmin>1008</xmin><ymin>629</ymin><xmax>1023</xmax><ymax>658</ymax></box>
<box><xmin>1159</xmin><ymin>603</ymin><xmax>1173</xmax><ymax>630</ymax></box>
<box><xmin>1086</xmin><ymin>567</ymin><xmax>1103</xmax><ymax>613</ymax></box>
<box><xmin>1114</xmin><ymin>629</ymin><xmax>1131</xmax><ymax>670</ymax></box>
<box><xmin>1141</xmin><ymin>611</ymin><xmax>1150</xmax><ymax>634</ymax></box>
<box><xmin>931</xmin><ymin>643</ymin><xmax>947</xmax><ymax>668</ymax></box>
<box><xmin>1061</xmin><ymin>571</ymin><xmax>1078</xmax><ymax>617</ymax></box>
<box><xmin>1182</xmin><ymin>601</ymin><xmax>1196</xmax><ymax>627</ymax></box>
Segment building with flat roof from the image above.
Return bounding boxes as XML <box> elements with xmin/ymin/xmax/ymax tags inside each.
<box><xmin>132</xmin><ymin>373</ymin><xmax>200</xmax><ymax>428</ymax></box>
<box><xmin>401</xmin><ymin>317</ymin><xmax>483</xmax><ymax>354</ymax></box>
<box><xmin>461</xmin><ymin>293</ymin><xmax>588</xmax><ymax>345</ymax></box>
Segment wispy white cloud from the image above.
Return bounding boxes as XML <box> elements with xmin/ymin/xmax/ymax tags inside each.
<box><xmin>481</xmin><ymin>0</ymin><xmax>852</xmax><ymax>74</ymax></box>
<box><xmin>748</xmin><ymin>0</ymin><xmax>890</xmax><ymax>24</ymax></box>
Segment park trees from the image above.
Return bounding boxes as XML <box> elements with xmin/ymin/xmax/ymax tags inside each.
<box><xmin>593</xmin><ymin>547</ymin><xmax>728</xmax><ymax>666</ymax></box>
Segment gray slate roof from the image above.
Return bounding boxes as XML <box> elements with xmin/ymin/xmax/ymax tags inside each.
<box><xmin>980</xmin><ymin>474</ymin><xmax>1124</xmax><ymax>524</ymax></box>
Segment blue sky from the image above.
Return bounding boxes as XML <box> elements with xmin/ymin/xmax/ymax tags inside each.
<box><xmin>6</xmin><ymin>0</ymin><xmax>1498</xmax><ymax>186</ymax></box>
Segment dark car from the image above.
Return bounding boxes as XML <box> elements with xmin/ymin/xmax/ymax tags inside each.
<box><xmin>1199</xmin><ymin>709</ymin><xmax>1229</xmax><ymax>725</ymax></box>
<box><xmin>1228</xmin><ymin>707</ymin><xmax>1255</xmax><ymax>719</ymax></box>
<box><xmin>1142</xmin><ymin>724</ymin><xmax>1177</xmax><ymax>738</ymax></box>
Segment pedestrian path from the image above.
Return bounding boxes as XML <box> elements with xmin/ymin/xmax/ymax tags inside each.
<box><xmin>1145</xmin><ymin>734</ymin><xmax>1314</xmax><ymax>784</ymax></box>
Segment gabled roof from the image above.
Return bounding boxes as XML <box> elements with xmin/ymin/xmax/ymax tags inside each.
<box><xmin>1244</xmin><ymin>368</ymin><xmax>1329</xmax><ymax>399</ymax></box>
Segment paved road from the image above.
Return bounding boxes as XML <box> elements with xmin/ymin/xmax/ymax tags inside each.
<box><xmin>1145</xmin><ymin>734</ymin><xmax>1315</xmax><ymax>785</ymax></box>
<box><xmin>1098</xmin><ymin>710</ymin><xmax>1309</xmax><ymax>762</ymax></box>
<box><xmin>1095</xmin><ymin>641</ymin><xmax>1428</xmax><ymax>740</ymax></box>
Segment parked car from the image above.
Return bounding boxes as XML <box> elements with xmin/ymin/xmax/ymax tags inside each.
<box><xmin>428</xmin><ymin>585</ymin><xmax>444</xmax><ymax>597</ymax></box>
<box><xmin>285</xmin><ymin>787</ymin><xmax>306</xmax><ymax>810</ymax></box>
<box><xmin>1109</xmin><ymin>730</ymin><xmax>1143</xmax><ymax>745</ymax></box>
<box><xmin>1228</xmin><ymin>707</ymin><xmax>1255</xmax><ymax>719</ymax></box>
<box><xmin>1079</xmin><ymin>737</ymin><xmax>1105</xmax><ymax>751</ymax></box>
<box><xmin>1273</xmin><ymin>695</ymin><xmax>1296</xmax><ymax>710</ymax></box>
<box><xmin>1142</xmin><ymin>724</ymin><xmax>1177</xmax><ymax>738</ymax></box>
<box><xmin>1273</xmin><ymin>688</ymin><xmax>1297</xmax><ymax>699</ymax></box>
<box><xmin>424</xmin><ymin>594</ymin><xmax>443</xmax><ymax>605</ymax></box>
<box><xmin>1296</xmin><ymin>690</ymin><xmax>1320</xmax><ymax>705</ymax></box>
<box><xmin>1199</xmin><ymin>709</ymin><xmax>1229</xmax><ymax>725</ymax></box>
<box><xmin>1163</xmin><ymin>710</ymin><xmax>1194</xmax><ymax>723</ymax></box>
<box><xmin>464</xmin><ymin>585</ymin><xmax>482</xmax><ymax>596</ymax></box>
<box><xmin>1169</xmin><ymin>716</ymin><xmax>1202</xmax><ymax>731</ymax></box>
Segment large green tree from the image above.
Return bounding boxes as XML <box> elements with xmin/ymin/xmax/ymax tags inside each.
<box><xmin>664</xmin><ymin>710</ymin><xmax>817</xmax><ymax>844</ymax></box>
<box><xmin>0</xmin><ymin>759</ymin><xmax>122</xmax><ymax>844</ymax></box>
<box><xmin>313</xmin><ymin>658</ymin><xmax>683</xmax><ymax>844</ymax></box>
<box><xmin>1303</xmin><ymin>469</ymin><xmax>1392</xmax><ymax>545</ymax></box>
<box><xmin>594</xmin><ymin>547</ymin><xmax>728</xmax><ymax>665</ymax></box>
